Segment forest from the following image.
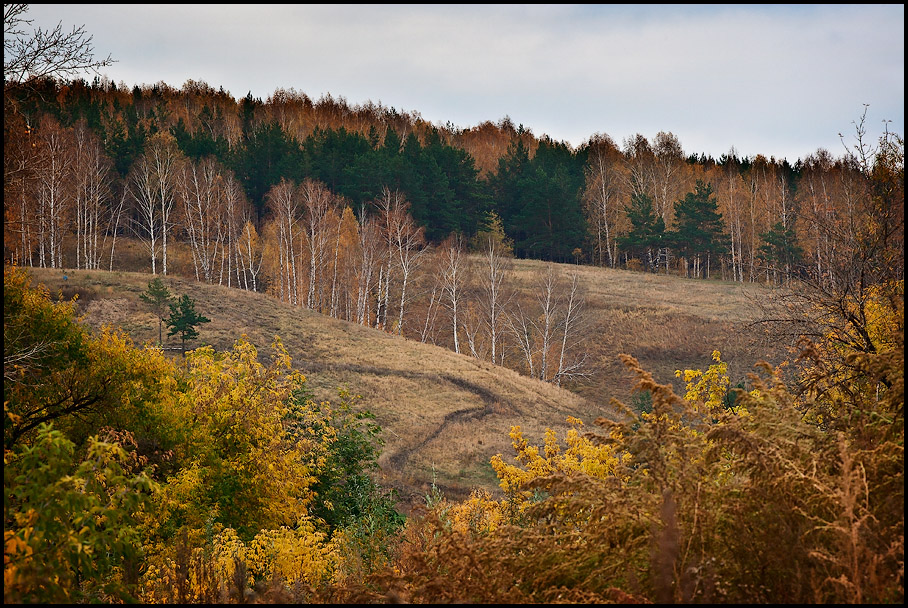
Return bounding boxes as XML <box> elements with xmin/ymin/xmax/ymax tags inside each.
<box><xmin>4</xmin><ymin>4</ymin><xmax>904</xmax><ymax>603</ymax></box>
<box><xmin>8</xmin><ymin>74</ymin><xmax>887</xmax><ymax>282</ymax></box>
<box><xmin>5</xmin><ymin>77</ymin><xmax>902</xmax><ymax>383</ymax></box>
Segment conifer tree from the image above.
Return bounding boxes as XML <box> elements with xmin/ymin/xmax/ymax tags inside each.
<box><xmin>758</xmin><ymin>220</ymin><xmax>804</xmax><ymax>285</ymax></box>
<box><xmin>166</xmin><ymin>294</ymin><xmax>210</xmax><ymax>354</ymax></box>
<box><xmin>669</xmin><ymin>180</ymin><xmax>725</xmax><ymax>278</ymax></box>
<box><xmin>139</xmin><ymin>277</ymin><xmax>173</xmax><ymax>346</ymax></box>
<box><xmin>618</xmin><ymin>192</ymin><xmax>665</xmax><ymax>271</ymax></box>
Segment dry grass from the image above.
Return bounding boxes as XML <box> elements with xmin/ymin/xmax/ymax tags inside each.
<box><xmin>26</xmin><ymin>267</ymin><xmax>592</xmax><ymax>512</ymax></box>
<box><xmin>25</xmin><ymin>259</ymin><xmax>784</xmax><ymax>514</ymax></box>
<box><xmin>506</xmin><ymin>258</ymin><xmax>786</xmax><ymax>404</ymax></box>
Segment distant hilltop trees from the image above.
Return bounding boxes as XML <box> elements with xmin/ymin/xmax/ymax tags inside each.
<box><xmin>4</xmin><ymin>77</ymin><xmax>902</xmax><ymax>313</ymax></box>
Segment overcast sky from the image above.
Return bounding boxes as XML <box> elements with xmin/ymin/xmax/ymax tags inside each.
<box><xmin>20</xmin><ymin>4</ymin><xmax>905</xmax><ymax>163</ymax></box>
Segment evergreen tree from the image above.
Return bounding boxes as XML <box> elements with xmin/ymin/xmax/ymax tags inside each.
<box><xmin>415</xmin><ymin>128</ymin><xmax>489</xmax><ymax>241</ymax></box>
<box><xmin>618</xmin><ymin>192</ymin><xmax>665</xmax><ymax>271</ymax></box>
<box><xmin>100</xmin><ymin>103</ymin><xmax>148</xmax><ymax>176</ymax></box>
<box><xmin>170</xmin><ymin>116</ymin><xmax>226</xmax><ymax>160</ymax></box>
<box><xmin>304</xmin><ymin>127</ymin><xmax>372</xmax><ymax>202</ymax></box>
<box><xmin>669</xmin><ymin>180</ymin><xmax>725</xmax><ymax>278</ymax></box>
<box><xmin>166</xmin><ymin>294</ymin><xmax>211</xmax><ymax>354</ymax></box>
<box><xmin>758</xmin><ymin>220</ymin><xmax>804</xmax><ymax>285</ymax></box>
<box><xmin>231</xmin><ymin>121</ymin><xmax>306</xmax><ymax>217</ymax></box>
<box><xmin>139</xmin><ymin>277</ymin><xmax>174</xmax><ymax>346</ymax></box>
<box><xmin>489</xmin><ymin>139</ymin><xmax>586</xmax><ymax>261</ymax></box>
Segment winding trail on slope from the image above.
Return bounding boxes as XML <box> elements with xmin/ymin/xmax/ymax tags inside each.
<box><xmin>387</xmin><ymin>374</ymin><xmax>502</xmax><ymax>470</ymax></box>
<box><xmin>301</xmin><ymin>361</ymin><xmax>507</xmax><ymax>471</ymax></box>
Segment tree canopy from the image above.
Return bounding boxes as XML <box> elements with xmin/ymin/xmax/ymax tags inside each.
<box><xmin>166</xmin><ymin>294</ymin><xmax>210</xmax><ymax>353</ymax></box>
<box><xmin>669</xmin><ymin>180</ymin><xmax>725</xmax><ymax>278</ymax></box>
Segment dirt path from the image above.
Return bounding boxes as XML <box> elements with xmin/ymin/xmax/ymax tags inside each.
<box><xmin>387</xmin><ymin>374</ymin><xmax>503</xmax><ymax>470</ymax></box>
<box><xmin>301</xmin><ymin>361</ymin><xmax>507</xmax><ymax>471</ymax></box>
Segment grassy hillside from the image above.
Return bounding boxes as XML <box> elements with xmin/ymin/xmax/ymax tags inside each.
<box><xmin>509</xmin><ymin>259</ymin><xmax>787</xmax><ymax>405</ymax></box>
<box><xmin>25</xmin><ymin>261</ymin><xmax>783</xmax><ymax>514</ymax></box>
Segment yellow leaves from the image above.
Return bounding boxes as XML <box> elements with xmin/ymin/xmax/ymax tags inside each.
<box><xmin>676</xmin><ymin>349</ymin><xmax>731</xmax><ymax>415</ymax></box>
<box><xmin>491</xmin><ymin>418</ymin><xmax>627</xmax><ymax>514</ymax></box>
<box><xmin>490</xmin><ymin>453</ymin><xmax>530</xmax><ymax>495</ymax></box>
<box><xmin>797</xmin><ymin>280</ymin><xmax>904</xmax><ymax>427</ymax></box>
<box><xmin>446</xmin><ymin>489</ymin><xmax>505</xmax><ymax>536</ymax></box>
<box><xmin>12</xmin><ymin>509</ymin><xmax>38</xmax><ymax>529</ymax></box>
<box><xmin>4</xmin><ymin>530</ymin><xmax>35</xmax><ymax>558</ymax></box>
<box><xmin>862</xmin><ymin>279</ymin><xmax>903</xmax><ymax>352</ymax></box>
<box><xmin>151</xmin><ymin>336</ymin><xmax>325</xmax><ymax>536</ymax></box>
<box><xmin>139</xmin><ymin>519</ymin><xmax>337</xmax><ymax>604</ymax></box>
<box><xmin>246</xmin><ymin>519</ymin><xmax>340</xmax><ymax>587</ymax></box>
<box><xmin>140</xmin><ymin>517</ymin><xmax>343</xmax><ymax>598</ymax></box>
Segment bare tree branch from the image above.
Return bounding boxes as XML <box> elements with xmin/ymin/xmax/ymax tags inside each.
<box><xmin>4</xmin><ymin>4</ymin><xmax>115</xmax><ymax>87</ymax></box>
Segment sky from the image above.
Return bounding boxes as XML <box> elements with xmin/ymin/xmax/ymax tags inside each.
<box><xmin>18</xmin><ymin>4</ymin><xmax>905</xmax><ymax>163</ymax></box>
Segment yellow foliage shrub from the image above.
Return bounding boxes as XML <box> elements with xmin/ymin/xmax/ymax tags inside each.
<box><xmin>490</xmin><ymin>416</ymin><xmax>628</xmax><ymax>519</ymax></box>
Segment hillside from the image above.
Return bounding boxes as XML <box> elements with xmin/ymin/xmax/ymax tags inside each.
<box><xmin>25</xmin><ymin>267</ymin><xmax>593</xmax><ymax>511</ymax></box>
<box><xmin>26</xmin><ymin>262</ymin><xmax>782</xmax><ymax>514</ymax></box>
<box><xmin>509</xmin><ymin>258</ymin><xmax>788</xmax><ymax>405</ymax></box>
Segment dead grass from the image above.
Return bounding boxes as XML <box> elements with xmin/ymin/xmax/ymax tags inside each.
<box><xmin>504</xmin><ymin>258</ymin><xmax>785</xmax><ymax>404</ymax></box>
<box><xmin>24</xmin><ymin>260</ymin><xmax>785</xmax><ymax>515</ymax></box>
<box><xmin>26</xmin><ymin>267</ymin><xmax>593</xmax><ymax>513</ymax></box>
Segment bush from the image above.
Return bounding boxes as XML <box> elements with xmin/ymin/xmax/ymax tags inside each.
<box><xmin>4</xmin><ymin>425</ymin><xmax>155</xmax><ymax>603</ymax></box>
<box><xmin>345</xmin><ymin>341</ymin><xmax>903</xmax><ymax>604</ymax></box>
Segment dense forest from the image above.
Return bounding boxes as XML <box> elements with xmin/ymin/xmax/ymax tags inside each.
<box><xmin>7</xmin><ymin>74</ymin><xmax>899</xmax><ymax>283</ymax></box>
<box><xmin>4</xmin><ymin>4</ymin><xmax>904</xmax><ymax>603</ymax></box>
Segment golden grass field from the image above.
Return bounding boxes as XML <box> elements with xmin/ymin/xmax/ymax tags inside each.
<box><xmin>24</xmin><ymin>258</ymin><xmax>786</xmax><ymax>514</ymax></box>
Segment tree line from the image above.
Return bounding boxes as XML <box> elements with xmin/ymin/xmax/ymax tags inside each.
<box><xmin>5</xmin><ymin>77</ymin><xmax>903</xmax><ymax>386</ymax></box>
<box><xmin>6</xmin><ymin>76</ymin><xmax>901</xmax><ymax>292</ymax></box>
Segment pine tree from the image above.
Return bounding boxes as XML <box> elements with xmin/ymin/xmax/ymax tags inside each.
<box><xmin>166</xmin><ymin>294</ymin><xmax>210</xmax><ymax>354</ymax></box>
<box><xmin>758</xmin><ymin>220</ymin><xmax>804</xmax><ymax>285</ymax></box>
<box><xmin>669</xmin><ymin>180</ymin><xmax>725</xmax><ymax>278</ymax></box>
<box><xmin>618</xmin><ymin>192</ymin><xmax>665</xmax><ymax>271</ymax></box>
<box><xmin>139</xmin><ymin>277</ymin><xmax>173</xmax><ymax>346</ymax></box>
<box><xmin>490</xmin><ymin>139</ymin><xmax>586</xmax><ymax>261</ymax></box>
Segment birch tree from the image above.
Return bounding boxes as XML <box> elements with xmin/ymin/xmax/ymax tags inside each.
<box><xmin>374</xmin><ymin>187</ymin><xmax>426</xmax><ymax>335</ymax></box>
<box><xmin>438</xmin><ymin>233</ymin><xmax>467</xmax><ymax>354</ymax></box>
<box><xmin>129</xmin><ymin>132</ymin><xmax>183</xmax><ymax>275</ymax></box>
<box><xmin>265</xmin><ymin>178</ymin><xmax>301</xmax><ymax>305</ymax></box>
<box><xmin>71</xmin><ymin>120</ymin><xmax>113</xmax><ymax>270</ymax></box>
<box><xmin>623</xmin><ymin>134</ymin><xmax>657</xmax><ymax>203</ymax></box>
<box><xmin>506</xmin><ymin>300</ymin><xmax>537</xmax><ymax>379</ymax></box>
<box><xmin>476</xmin><ymin>228</ymin><xmax>513</xmax><ymax>365</ymax></box>
<box><xmin>177</xmin><ymin>156</ymin><xmax>222</xmax><ymax>282</ymax></box>
<box><xmin>417</xmin><ymin>249</ymin><xmax>444</xmax><ymax>344</ymax></box>
<box><xmin>652</xmin><ymin>131</ymin><xmax>686</xmax><ymax>225</ymax></box>
<box><xmin>34</xmin><ymin>114</ymin><xmax>72</xmax><ymax>269</ymax></box>
<box><xmin>505</xmin><ymin>264</ymin><xmax>588</xmax><ymax>383</ymax></box>
<box><xmin>715</xmin><ymin>149</ymin><xmax>747</xmax><ymax>282</ymax></box>
<box><xmin>298</xmin><ymin>178</ymin><xmax>336</xmax><ymax>311</ymax></box>
<box><xmin>106</xmin><ymin>182</ymin><xmax>129</xmax><ymax>272</ymax></box>
<box><xmin>220</xmin><ymin>169</ymin><xmax>248</xmax><ymax>288</ymax></box>
<box><xmin>535</xmin><ymin>265</ymin><xmax>560</xmax><ymax>380</ymax></box>
<box><xmin>389</xmin><ymin>195</ymin><xmax>426</xmax><ymax>336</ymax></box>
<box><xmin>329</xmin><ymin>204</ymin><xmax>359</xmax><ymax>320</ymax></box>
<box><xmin>355</xmin><ymin>209</ymin><xmax>381</xmax><ymax>326</ymax></box>
<box><xmin>552</xmin><ymin>272</ymin><xmax>588</xmax><ymax>386</ymax></box>
<box><xmin>582</xmin><ymin>134</ymin><xmax>625</xmax><ymax>267</ymax></box>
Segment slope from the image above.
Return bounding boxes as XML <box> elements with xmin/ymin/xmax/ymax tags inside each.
<box><xmin>25</xmin><ymin>267</ymin><xmax>602</xmax><ymax>513</ymax></box>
